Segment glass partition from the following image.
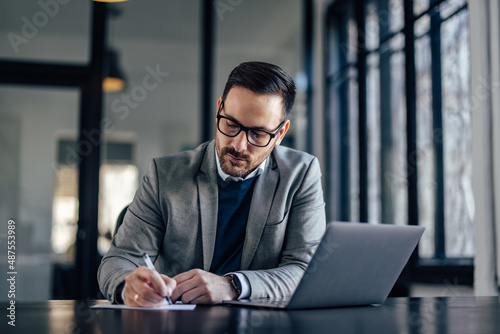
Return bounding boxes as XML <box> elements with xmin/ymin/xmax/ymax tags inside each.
<box><xmin>0</xmin><ymin>85</ymin><xmax>79</xmax><ymax>300</ymax></box>
<box><xmin>97</xmin><ymin>0</ymin><xmax>201</xmax><ymax>254</ymax></box>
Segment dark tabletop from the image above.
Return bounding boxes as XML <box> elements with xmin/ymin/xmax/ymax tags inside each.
<box><xmin>2</xmin><ymin>296</ymin><xmax>499</xmax><ymax>333</ymax></box>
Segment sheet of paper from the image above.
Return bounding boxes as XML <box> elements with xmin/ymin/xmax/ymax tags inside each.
<box><xmin>91</xmin><ymin>302</ymin><xmax>196</xmax><ymax>311</ymax></box>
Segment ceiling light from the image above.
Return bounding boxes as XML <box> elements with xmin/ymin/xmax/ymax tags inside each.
<box><xmin>103</xmin><ymin>48</ymin><xmax>126</xmax><ymax>93</ymax></box>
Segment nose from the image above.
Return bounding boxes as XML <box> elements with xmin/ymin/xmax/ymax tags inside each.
<box><xmin>231</xmin><ymin>130</ymin><xmax>248</xmax><ymax>152</ymax></box>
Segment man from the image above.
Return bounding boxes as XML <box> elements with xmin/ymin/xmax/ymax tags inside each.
<box><xmin>98</xmin><ymin>61</ymin><xmax>326</xmax><ymax>307</ymax></box>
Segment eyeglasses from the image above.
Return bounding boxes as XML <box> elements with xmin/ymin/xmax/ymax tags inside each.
<box><xmin>216</xmin><ymin>101</ymin><xmax>285</xmax><ymax>147</ymax></box>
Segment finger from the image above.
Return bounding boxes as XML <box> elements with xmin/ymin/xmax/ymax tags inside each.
<box><xmin>123</xmin><ymin>268</ymin><xmax>168</xmax><ymax>306</ymax></box>
<box><xmin>123</xmin><ymin>282</ymin><xmax>151</xmax><ymax>307</ymax></box>
<box><xmin>171</xmin><ymin>269</ymin><xmax>200</xmax><ymax>301</ymax></box>
<box><xmin>172</xmin><ymin>269</ymin><xmax>198</xmax><ymax>284</ymax></box>
<box><xmin>137</xmin><ymin>267</ymin><xmax>170</xmax><ymax>297</ymax></box>
<box><xmin>178</xmin><ymin>286</ymin><xmax>208</xmax><ymax>304</ymax></box>
<box><xmin>171</xmin><ymin>277</ymin><xmax>198</xmax><ymax>302</ymax></box>
<box><xmin>124</xmin><ymin>280</ymin><xmax>168</xmax><ymax>307</ymax></box>
<box><xmin>124</xmin><ymin>285</ymin><xmax>145</xmax><ymax>307</ymax></box>
<box><xmin>126</xmin><ymin>269</ymin><xmax>165</xmax><ymax>302</ymax></box>
<box><xmin>172</xmin><ymin>269</ymin><xmax>221</xmax><ymax>303</ymax></box>
<box><xmin>127</xmin><ymin>291</ymin><xmax>168</xmax><ymax>308</ymax></box>
<box><xmin>123</xmin><ymin>282</ymin><xmax>139</xmax><ymax>307</ymax></box>
<box><xmin>160</xmin><ymin>274</ymin><xmax>177</xmax><ymax>296</ymax></box>
<box><xmin>183</xmin><ymin>275</ymin><xmax>232</xmax><ymax>304</ymax></box>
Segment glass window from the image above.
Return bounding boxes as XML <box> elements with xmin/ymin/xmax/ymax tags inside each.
<box><xmin>415</xmin><ymin>31</ymin><xmax>436</xmax><ymax>258</ymax></box>
<box><xmin>53</xmin><ymin>139</ymin><xmax>139</xmax><ymax>257</ymax></box>
<box><xmin>362</xmin><ymin>0</ymin><xmax>408</xmax><ymax>226</ymax></box>
<box><xmin>365</xmin><ymin>2</ymin><xmax>380</xmax><ymax>52</ymax></box>
<box><xmin>441</xmin><ymin>8</ymin><xmax>472</xmax><ymax>257</ymax></box>
<box><xmin>386</xmin><ymin>36</ymin><xmax>407</xmax><ymax>227</ymax></box>
<box><xmin>326</xmin><ymin>0</ymin><xmax>472</xmax><ymax>265</ymax></box>
<box><xmin>389</xmin><ymin>0</ymin><xmax>405</xmax><ymax>33</ymax></box>
<box><xmin>348</xmin><ymin>71</ymin><xmax>360</xmax><ymax>222</ymax></box>
<box><xmin>326</xmin><ymin>2</ymin><xmax>360</xmax><ymax>222</ymax></box>
<box><xmin>98</xmin><ymin>147</ymin><xmax>139</xmax><ymax>255</ymax></box>
<box><xmin>440</xmin><ymin>0</ymin><xmax>467</xmax><ymax>18</ymax></box>
<box><xmin>366</xmin><ymin>52</ymin><xmax>382</xmax><ymax>223</ymax></box>
<box><xmin>52</xmin><ymin>162</ymin><xmax>78</xmax><ymax>258</ymax></box>
<box><xmin>414</xmin><ymin>0</ymin><xmax>430</xmax><ymax>17</ymax></box>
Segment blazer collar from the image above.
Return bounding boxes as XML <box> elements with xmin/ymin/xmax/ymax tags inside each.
<box><xmin>197</xmin><ymin>140</ymin><xmax>218</xmax><ymax>271</ymax></box>
<box><xmin>240</xmin><ymin>152</ymin><xmax>279</xmax><ymax>270</ymax></box>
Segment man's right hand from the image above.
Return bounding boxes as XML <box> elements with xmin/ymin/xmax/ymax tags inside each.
<box><xmin>123</xmin><ymin>267</ymin><xmax>177</xmax><ymax>307</ymax></box>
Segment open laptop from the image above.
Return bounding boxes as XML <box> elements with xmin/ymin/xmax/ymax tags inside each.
<box><xmin>223</xmin><ymin>222</ymin><xmax>425</xmax><ymax>309</ymax></box>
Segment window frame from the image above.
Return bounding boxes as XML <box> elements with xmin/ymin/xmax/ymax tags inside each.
<box><xmin>325</xmin><ymin>0</ymin><xmax>473</xmax><ymax>286</ymax></box>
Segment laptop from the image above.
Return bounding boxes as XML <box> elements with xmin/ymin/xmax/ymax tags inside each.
<box><xmin>223</xmin><ymin>222</ymin><xmax>425</xmax><ymax>309</ymax></box>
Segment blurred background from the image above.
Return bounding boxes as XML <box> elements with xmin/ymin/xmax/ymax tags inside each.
<box><xmin>0</xmin><ymin>0</ymin><xmax>498</xmax><ymax>300</ymax></box>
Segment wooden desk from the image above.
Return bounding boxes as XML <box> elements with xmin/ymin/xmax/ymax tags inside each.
<box><xmin>2</xmin><ymin>297</ymin><xmax>499</xmax><ymax>333</ymax></box>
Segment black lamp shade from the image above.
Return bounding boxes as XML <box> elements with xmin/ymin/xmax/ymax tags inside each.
<box><xmin>103</xmin><ymin>48</ymin><xmax>126</xmax><ymax>92</ymax></box>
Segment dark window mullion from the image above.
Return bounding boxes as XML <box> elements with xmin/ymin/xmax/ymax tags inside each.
<box><xmin>356</xmin><ymin>0</ymin><xmax>368</xmax><ymax>222</ymax></box>
<box><xmin>325</xmin><ymin>6</ymin><xmax>351</xmax><ymax>222</ymax></box>
<box><xmin>403</xmin><ymin>0</ymin><xmax>420</xmax><ymax>274</ymax></box>
<box><xmin>75</xmin><ymin>1</ymin><xmax>106</xmax><ymax>299</ymax></box>
<box><xmin>304</xmin><ymin>0</ymin><xmax>314</xmax><ymax>154</ymax></box>
<box><xmin>201</xmin><ymin>0</ymin><xmax>214</xmax><ymax>143</ymax></box>
<box><xmin>414</xmin><ymin>0</ymin><xmax>445</xmax><ymax>21</ymax></box>
<box><xmin>430</xmin><ymin>8</ymin><xmax>446</xmax><ymax>259</ymax></box>
<box><xmin>338</xmin><ymin>74</ymin><xmax>351</xmax><ymax>221</ymax></box>
<box><xmin>379</xmin><ymin>0</ymin><xmax>393</xmax><ymax>225</ymax></box>
<box><xmin>404</xmin><ymin>0</ymin><xmax>419</xmax><ymax>229</ymax></box>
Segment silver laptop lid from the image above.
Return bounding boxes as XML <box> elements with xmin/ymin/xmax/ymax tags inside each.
<box><xmin>287</xmin><ymin>222</ymin><xmax>425</xmax><ymax>309</ymax></box>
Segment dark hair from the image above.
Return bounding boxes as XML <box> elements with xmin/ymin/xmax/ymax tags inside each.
<box><xmin>222</xmin><ymin>61</ymin><xmax>296</xmax><ymax>118</ymax></box>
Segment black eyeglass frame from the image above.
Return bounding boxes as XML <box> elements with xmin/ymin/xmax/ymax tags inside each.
<box><xmin>216</xmin><ymin>101</ymin><xmax>286</xmax><ymax>147</ymax></box>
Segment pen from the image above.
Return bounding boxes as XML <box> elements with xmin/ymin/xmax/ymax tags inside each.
<box><xmin>142</xmin><ymin>253</ymin><xmax>173</xmax><ymax>305</ymax></box>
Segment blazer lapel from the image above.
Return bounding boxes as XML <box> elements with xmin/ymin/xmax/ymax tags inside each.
<box><xmin>240</xmin><ymin>155</ymin><xmax>279</xmax><ymax>270</ymax></box>
<box><xmin>197</xmin><ymin>141</ymin><xmax>218</xmax><ymax>271</ymax></box>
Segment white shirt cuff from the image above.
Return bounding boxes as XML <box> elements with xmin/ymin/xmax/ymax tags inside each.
<box><xmin>226</xmin><ymin>272</ymin><xmax>251</xmax><ymax>299</ymax></box>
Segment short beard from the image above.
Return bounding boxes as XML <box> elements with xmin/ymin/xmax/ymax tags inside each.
<box><xmin>218</xmin><ymin>147</ymin><xmax>252</xmax><ymax>178</ymax></box>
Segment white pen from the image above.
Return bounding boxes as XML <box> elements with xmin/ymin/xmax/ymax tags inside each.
<box><xmin>142</xmin><ymin>253</ymin><xmax>173</xmax><ymax>305</ymax></box>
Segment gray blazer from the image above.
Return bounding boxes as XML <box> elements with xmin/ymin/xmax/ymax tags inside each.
<box><xmin>98</xmin><ymin>140</ymin><xmax>326</xmax><ymax>303</ymax></box>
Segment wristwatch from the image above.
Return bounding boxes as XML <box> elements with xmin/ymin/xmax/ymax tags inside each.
<box><xmin>228</xmin><ymin>274</ymin><xmax>242</xmax><ymax>297</ymax></box>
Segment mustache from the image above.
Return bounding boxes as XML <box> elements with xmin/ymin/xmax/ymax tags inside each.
<box><xmin>221</xmin><ymin>147</ymin><xmax>249</xmax><ymax>160</ymax></box>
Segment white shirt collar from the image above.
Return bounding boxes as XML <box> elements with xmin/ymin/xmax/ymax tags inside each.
<box><xmin>215</xmin><ymin>146</ymin><xmax>267</xmax><ymax>182</ymax></box>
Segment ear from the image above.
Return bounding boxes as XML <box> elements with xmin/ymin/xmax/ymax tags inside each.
<box><xmin>216</xmin><ymin>96</ymin><xmax>223</xmax><ymax>114</ymax></box>
<box><xmin>215</xmin><ymin>97</ymin><xmax>223</xmax><ymax>124</ymax></box>
<box><xmin>274</xmin><ymin>120</ymin><xmax>290</xmax><ymax>147</ymax></box>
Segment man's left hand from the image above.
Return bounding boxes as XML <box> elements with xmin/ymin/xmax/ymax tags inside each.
<box><xmin>171</xmin><ymin>269</ymin><xmax>238</xmax><ymax>304</ymax></box>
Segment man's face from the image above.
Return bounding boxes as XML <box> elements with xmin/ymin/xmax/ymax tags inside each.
<box><xmin>215</xmin><ymin>86</ymin><xmax>290</xmax><ymax>178</ymax></box>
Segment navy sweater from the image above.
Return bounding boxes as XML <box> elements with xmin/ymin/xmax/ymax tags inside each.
<box><xmin>210</xmin><ymin>176</ymin><xmax>257</xmax><ymax>274</ymax></box>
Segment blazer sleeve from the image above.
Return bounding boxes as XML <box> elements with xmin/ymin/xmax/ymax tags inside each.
<box><xmin>97</xmin><ymin>159</ymin><xmax>166</xmax><ymax>303</ymax></box>
<box><xmin>239</xmin><ymin>157</ymin><xmax>326</xmax><ymax>299</ymax></box>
